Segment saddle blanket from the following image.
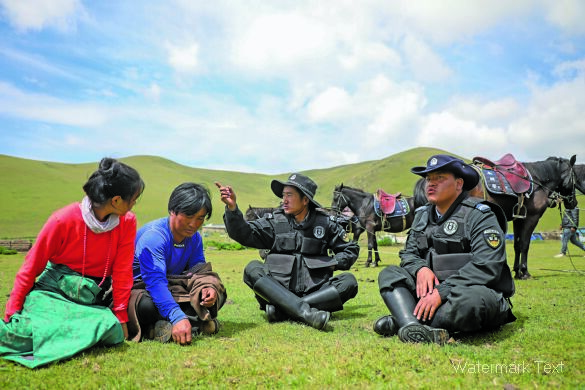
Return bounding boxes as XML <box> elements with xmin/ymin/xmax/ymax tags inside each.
<box><xmin>480</xmin><ymin>167</ymin><xmax>533</xmax><ymax>197</ymax></box>
<box><xmin>374</xmin><ymin>197</ymin><xmax>410</xmax><ymax>218</ymax></box>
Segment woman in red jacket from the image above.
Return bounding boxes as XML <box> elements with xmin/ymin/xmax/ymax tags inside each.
<box><xmin>1</xmin><ymin>157</ymin><xmax>144</xmax><ymax>368</ymax></box>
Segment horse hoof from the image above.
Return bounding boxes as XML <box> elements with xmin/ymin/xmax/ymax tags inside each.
<box><xmin>364</xmin><ymin>262</ymin><xmax>371</xmax><ymax>268</ymax></box>
<box><xmin>371</xmin><ymin>262</ymin><xmax>379</xmax><ymax>268</ymax></box>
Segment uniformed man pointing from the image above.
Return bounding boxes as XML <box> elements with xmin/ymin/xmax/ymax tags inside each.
<box><xmin>216</xmin><ymin>173</ymin><xmax>359</xmax><ymax>330</ymax></box>
<box><xmin>374</xmin><ymin>154</ymin><xmax>516</xmax><ymax>344</ymax></box>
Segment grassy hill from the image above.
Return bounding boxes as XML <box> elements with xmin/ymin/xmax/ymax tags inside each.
<box><xmin>0</xmin><ymin>147</ymin><xmax>581</xmax><ymax>239</ymax></box>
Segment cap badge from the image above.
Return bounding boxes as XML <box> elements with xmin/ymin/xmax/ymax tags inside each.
<box><xmin>290</xmin><ymin>174</ymin><xmax>296</xmax><ymax>180</ymax></box>
<box><xmin>430</xmin><ymin>158</ymin><xmax>438</xmax><ymax>166</ymax></box>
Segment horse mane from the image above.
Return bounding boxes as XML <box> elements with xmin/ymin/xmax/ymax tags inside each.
<box><xmin>524</xmin><ymin>157</ymin><xmax>564</xmax><ymax>182</ymax></box>
<box><xmin>335</xmin><ymin>184</ymin><xmax>368</xmax><ymax>193</ymax></box>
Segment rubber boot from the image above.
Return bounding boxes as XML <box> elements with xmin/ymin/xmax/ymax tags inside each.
<box><xmin>265</xmin><ymin>304</ymin><xmax>287</xmax><ymax>323</ymax></box>
<box><xmin>382</xmin><ymin>287</ymin><xmax>449</xmax><ymax>345</ymax></box>
<box><xmin>302</xmin><ymin>286</ymin><xmax>344</xmax><ymax>312</ymax></box>
<box><xmin>373</xmin><ymin>316</ymin><xmax>397</xmax><ymax>337</ymax></box>
<box><xmin>253</xmin><ymin>277</ymin><xmax>330</xmax><ymax>330</ymax></box>
<box><xmin>266</xmin><ymin>286</ymin><xmax>342</xmax><ymax>322</ymax></box>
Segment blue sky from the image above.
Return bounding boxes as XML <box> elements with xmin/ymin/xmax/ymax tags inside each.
<box><xmin>0</xmin><ymin>0</ymin><xmax>584</xmax><ymax>174</ymax></box>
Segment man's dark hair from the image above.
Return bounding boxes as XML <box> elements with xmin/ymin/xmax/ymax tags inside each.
<box><xmin>168</xmin><ymin>182</ymin><xmax>212</xmax><ymax>219</ymax></box>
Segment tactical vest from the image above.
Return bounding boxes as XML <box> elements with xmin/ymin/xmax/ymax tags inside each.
<box><xmin>410</xmin><ymin>198</ymin><xmax>513</xmax><ymax>297</ymax></box>
<box><xmin>265</xmin><ymin>210</ymin><xmax>336</xmax><ymax>294</ymax></box>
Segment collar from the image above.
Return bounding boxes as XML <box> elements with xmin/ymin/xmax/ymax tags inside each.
<box><xmin>80</xmin><ymin>196</ymin><xmax>120</xmax><ymax>233</ymax></box>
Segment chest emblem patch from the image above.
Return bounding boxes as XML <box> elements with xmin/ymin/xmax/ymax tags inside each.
<box><xmin>443</xmin><ymin>219</ymin><xmax>458</xmax><ymax>235</ymax></box>
<box><xmin>483</xmin><ymin>229</ymin><xmax>502</xmax><ymax>249</ymax></box>
<box><xmin>313</xmin><ymin>226</ymin><xmax>325</xmax><ymax>239</ymax></box>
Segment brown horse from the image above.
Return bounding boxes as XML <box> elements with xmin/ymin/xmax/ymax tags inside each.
<box><xmin>331</xmin><ymin>182</ymin><xmax>427</xmax><ymax>267</ymax></box>
<box><xmin>414</xmin><ymin>155</ymin><xmax>583</xmax><ymax>280</ymax></box>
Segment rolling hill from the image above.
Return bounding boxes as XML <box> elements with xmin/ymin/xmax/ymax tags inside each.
<box><xmin>0</xmin><ymin>147</ymin><xmax>581</xmax><ymax>239</ymax></box>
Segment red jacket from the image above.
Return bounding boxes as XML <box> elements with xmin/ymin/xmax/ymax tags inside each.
<box><xmin>4</xmin><ymin>203</ymin><xmax>137</xmax><ymax>323</ymax></box>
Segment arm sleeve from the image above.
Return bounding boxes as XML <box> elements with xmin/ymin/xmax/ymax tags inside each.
<box><xmin>436</xmin><ymin>211</ymin><xmax>507</xmax><ymax>301</ymax></box>
<box><xmin>223</xmin><ymin>206</ymin><xmax>275</xmax><ymax>249</ymax></box>
<box><xmin>110</xmin><ymin>214</ymin><xmax>137</xmax><ymax>323</ymax></box>
<box><xmin>328</xmin><ymin>221</ymin><xmax>359</xmax><ymax>270</ymax></box>
<box><xmin>4</xmin><ymin>214</ymin><xmax>61</xmax><ymax>321</ymax></box>
<box><xmin>136</xmin><ymin>230</ymin><xmax>186</xmax><ymax>325</ymax></box>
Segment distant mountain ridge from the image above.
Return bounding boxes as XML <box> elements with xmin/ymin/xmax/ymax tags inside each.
<box><xmin>0</xmin><ymin>147</ymin><xmax>578</xmax><ymax>238</ymax></box>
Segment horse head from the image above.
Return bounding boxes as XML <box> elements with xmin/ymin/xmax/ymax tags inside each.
<box><xmin>332</xmin><ymin>183</ymin><xmax>349</xmax><ymax>212</ymax></box>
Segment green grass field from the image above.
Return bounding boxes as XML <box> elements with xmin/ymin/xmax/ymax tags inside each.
<box><xmin>1</xmin><ymin>235</ymin><xmax>584</xmax><ymax>389</ymax></box>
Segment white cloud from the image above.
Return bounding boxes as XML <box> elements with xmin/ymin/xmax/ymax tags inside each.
<box><xmin>231</xmin><ymin>12</ymin><xmax>333</xmax><ymax>72</ymax></box>
<box><xmin>0</xmin><ymin>0</ymin><xmax>84</xmax><ymax>31</ymax></box>
<box><xmin>402</xmin><ymin>35</ymin><xmax>453</xmax><ymax>83</ymax></box>
<box><xmin>0</xmin><ymin>82</ymin><xmax>107</xmax><ymax>127</ymax></box>
<box><xmin>166</xmin><ymin>42</ymin><xmax>200</xmax><ymax>74</ymax></box>
<box><xmin>543</xmin><ymin>0</ymin><xmax>585</xmax><ymax>35</ymax></box>
<box><xmin>418</xmin><ymin>111</ymin><xmax>509</xmax><ymax>159</ymax></box>
<box><xmin>307</xmin><ymin>87</ymin><xmax>352</xmax><ymax>122</ymax></box>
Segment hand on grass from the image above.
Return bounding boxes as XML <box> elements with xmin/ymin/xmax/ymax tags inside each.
<box><xmin>172</xmin><ymin>318</ymin><xmax>192</xmax><ymax>345</ymax></box>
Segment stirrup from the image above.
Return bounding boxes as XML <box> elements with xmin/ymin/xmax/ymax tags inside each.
<box><xmin>512</xmin><ymin>203</ymin><xmax>527</xmax><ymax>219</ymax></box>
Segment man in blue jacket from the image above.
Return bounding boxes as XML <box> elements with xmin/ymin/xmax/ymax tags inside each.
<box><xmin>133</xmin><ymin>183</ymin><xmax>225</xmax><ymax>345</ymax></box>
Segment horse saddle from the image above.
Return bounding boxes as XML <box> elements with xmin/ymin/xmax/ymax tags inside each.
<box><xmin>473</xmin><ymin>153</ymin><xmax>532</xmax><ymax>195</ymax></box>
<box><xmin>374</xmin><ymin>190</ymin><xmax>409</xmax><ymax>218</ymax></box>
<box><xmin>375</xmin><ymin>189</ymin><xmax>401</xmax><ymax>214</ymax></box>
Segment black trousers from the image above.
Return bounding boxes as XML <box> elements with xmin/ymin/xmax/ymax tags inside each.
<box><xmin>243</xmin><ymin>260</ymin><xmax>358</xmax><ymax>306</ymax></box>
<box><xmin>378</xmin><ymin>265</ymin><xmax>515</xmax><ymax>332</ymax></box>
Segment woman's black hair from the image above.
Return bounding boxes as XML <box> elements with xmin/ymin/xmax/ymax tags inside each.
<box><xmin>168</xmin><ymin>182</ymin><xmax>212</xmax><ymax>219</ymax></box>
<box><xmin>83</xmin><ymin>157</ymin><xmax>145</xmax><ymax>205</ymax></box>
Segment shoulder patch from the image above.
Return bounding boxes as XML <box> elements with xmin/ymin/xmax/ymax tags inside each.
<box><xmin>483</xmin><ymin>229</ymin><xmax>502</xmax><ymax>249</ymax></box>
<box><xmin>475</xmin><ymin>203</ymin><xmax>491</xmax><ymax>213</ymax></box>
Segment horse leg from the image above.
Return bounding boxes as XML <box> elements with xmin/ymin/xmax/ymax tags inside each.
<box><xmin>372</xmin><ymin>232</ymin><xmax>382</xmax><ymax>267</ymax></box>
<box><xmin>513</xmin><ymin>218</ymin><xmax>535</xmax><ymax>280</ymax></box>
<box><xmin>365</xmin><ymin>232</ymin><xmax>374</xmax><ymax>267</ymax></box>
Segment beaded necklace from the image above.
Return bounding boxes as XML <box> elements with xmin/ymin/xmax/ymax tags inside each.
<box><xmin>82</xmin><ymin>224</ymin><xmax>112</xmax><ymax>287</ymax></box>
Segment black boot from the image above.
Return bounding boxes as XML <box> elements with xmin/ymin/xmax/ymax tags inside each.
<box><xmin>265</xmin><ymin>304</ymin><xmax>287</xmax><ymax>323</ymax></box>
<box><xmin>266</xmin><ymin>286</ymin><xmax>342</xmax><ymax>322</ymax></box>
<box><xmin>302</xmin><ymin>286</ymin><xmax>344</xmax><ymax>313</ymax></box>
<box><xmin>373</xmin><ymin>315</ymin><xmax>397</xmax><ymax>337</ymax></box>
<box><xmin>380</xmin><ymin>287</ymin><xmax>449</xmax><ymax>345</ymax></box>
<box><xmin>253</xmin><ymin>277</ymin><xmax>330</xmax><ymax>330</ymax></box>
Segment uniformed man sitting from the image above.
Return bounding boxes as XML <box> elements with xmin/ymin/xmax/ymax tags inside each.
<box><xmin>215</xmin><ymin>174</ymin><xmax>359</xmax><ymax>330</ymax></box>
<box><xmin>374</xmin><ymin>154</ymin><xmax>516</xmax><ymax>344</ymax></box>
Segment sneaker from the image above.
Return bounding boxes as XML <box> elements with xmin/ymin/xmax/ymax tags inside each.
<box><xmin>153</xmin><ymin>320</ymin><xmax>173</xmax><ymax>343</ymax></box>
<box><xmin>554</xmin><ymin>253</ymin><xmax>565</xmax><ymax>258</ymax></box>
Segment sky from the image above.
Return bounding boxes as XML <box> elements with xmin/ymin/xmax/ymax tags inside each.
<box><xmin>0</xmin><ymin>0</ymin><xmax>584</xmax><ymax>174</ymax></box>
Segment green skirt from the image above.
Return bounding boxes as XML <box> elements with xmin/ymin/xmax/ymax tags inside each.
<box><xmin>0</xmin><ymin>262</ymin><xmax>124</xmax><ymax>368</ymax></box>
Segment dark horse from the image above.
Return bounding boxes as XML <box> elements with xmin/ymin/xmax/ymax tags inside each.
<box><xmin>331</xmin><ymin>182</ymin><xmax>427</xmax><ymax>267</ymax></box>
<box><xmin>414</xmin><ymin>155</ymin><xmax>584</xmax><ymax>280</ymax></box>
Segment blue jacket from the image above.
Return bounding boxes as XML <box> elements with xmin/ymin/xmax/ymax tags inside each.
<box><xmin>133</xmin><ymin>217</ymin><xmax>205</xmax><ymax>324</ymax></box>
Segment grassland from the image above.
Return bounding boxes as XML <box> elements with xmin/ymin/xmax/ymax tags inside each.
<box><xmin>1</xmin><ymin>148</ymin><xmax>584</xmax><ymax>388</ymax></box>
<box><xmin>1</xmin><ymin>235</ymin><xmax>584</xmax><ymax>389</ymax></box>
